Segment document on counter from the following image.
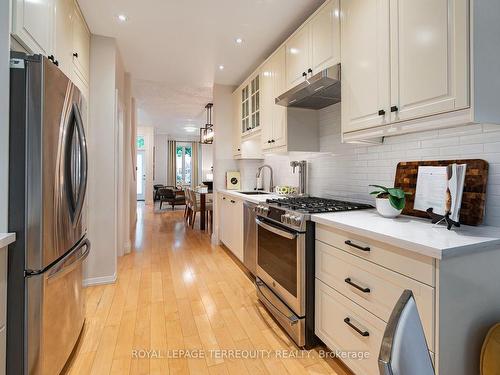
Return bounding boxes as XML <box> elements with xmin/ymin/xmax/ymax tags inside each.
<box><xmin>413</xmin><ymin>166</ymin><xmax>449</xmax><ymax>215</ymax></box>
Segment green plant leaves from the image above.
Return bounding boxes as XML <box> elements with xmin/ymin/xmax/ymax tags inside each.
<box><xmin>389</xmin><ymin>195</ymin><xmax>406</xmax><ymax>210</ymax></box>
<box><xmin>369</xmin><ymin>185</ymin><xmax>389</xmax><ymax>192</ymax></box>
<box><xmin>388</xmin><ymin>188</ymin><xmax>406</xmax><ymax>199</ymax></box>
<box><xmin>369</xmin><ymin>184</ymin><xmax>408</xmax><ymax>210</ymax></box>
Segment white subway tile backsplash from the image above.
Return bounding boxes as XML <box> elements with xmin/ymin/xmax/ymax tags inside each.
<box><xmin>237</xmin><ymin>103</ymin><xmax>500</xmax><ymax>226</ymax></box>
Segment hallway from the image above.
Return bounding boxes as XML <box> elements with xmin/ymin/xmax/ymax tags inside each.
<box><xmin>65</xmin><ymin>203</ymin><xmax>350</xmax><ymax>375</ymax></box>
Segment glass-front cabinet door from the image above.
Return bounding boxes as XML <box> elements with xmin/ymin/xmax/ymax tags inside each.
<box><xmin>250</xmin><ymin>75</ymin><xmax>260</xmax><ymax>130</ymax></box>
<box><xmin>241</xmin><ymin>84</ymin><xmax>250</xmax><ymax>133</ymax></box>
<box><xmin>240</xmin><ymin>73</ymin><xmax>260</xmax><ymax>135</ymax></box>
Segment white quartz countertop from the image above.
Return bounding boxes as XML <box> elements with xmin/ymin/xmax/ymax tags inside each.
<box><xmin>312</xmin><ymin>210</ymin><xmax>500</xmax><ymax>259</ymax></box>
<box><xmin>0</xmin><ymin>233</ymin><xmax>16</xmax><ymax>248</ymax></box>
<box><xmin>217</xmin><ymin>189</ymin><xmax>281</xmax><ymax>204</ymax></box>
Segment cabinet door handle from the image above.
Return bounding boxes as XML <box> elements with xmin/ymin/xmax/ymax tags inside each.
<box><xmin>302</xmin><ymin>72</ymin><xmax>307</xmax><ymax>77</ymax></box>
<box><xmin>308</xmin><ymin>68</ymin><xmax>313</xmax><ymax>74</ymax></box>
<box><xmin>378</xmin><ymin>109</ymin><xmax>385</xmax><ymax>116</ymax></box>
<box><xmin>73</xmin><ymin>52</ymin><xmax>79</xmax><ymax>58</ymax></box>
<box><xmin>344</xmin><ymin>317</ymin><xmax>370</xmax><ymax>337</ymax></box>
<box><xmin>344</xmin><ymin>278</ymin><xmax>370</xmax><ymax>293</ymax></box>
<box><xmin>222</xmin><ymin>197</ymin><xmax>226</xmax><ymax>200</ymax></box>
<box><xmin>48</xmin><ymin>55</ymin><xmax>55</xmax><ymax>61</ymax></box>
<box><xmin>230</xmin><ymin>200</ymin><xmax>236</xmax><ymax>204</ymax></box>
<box><xmin>54</xmin><ymin>60</ymin><xmax>59</xmax><ymax>66</ymax></box>
<box><xmin>391</xmin><ymin>105</ymin><xmax>399</xmax><ymax>112</ymax></box>
<box><xmin>271</xmin><ymin>139</ymin><xmax>275</xmax><ymax>143</ymax></box>
<box><xmin>344</xmin><ymin>240</ymin><xmax>370</xmax><ymax>252</ymax></box>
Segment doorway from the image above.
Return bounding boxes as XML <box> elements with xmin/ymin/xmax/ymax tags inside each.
<box><xmin>137</xmin><ymin>150</ymin><xmax>146</xmax><ymax>201</ymax></box>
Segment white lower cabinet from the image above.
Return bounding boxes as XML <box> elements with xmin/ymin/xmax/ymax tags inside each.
<box><xmin>316</xmin><ymin>280</ymin><xmax>385</xmax><ymax>375</ymax></box>
<box><xmin>316</xmin><ymin>240</ymin><xmax>434</xmax><ymax>351</ymax></box>
<box><xmin>315</xmin><ymin>225</ymin><xmax>436</xmax><ymax>375</ymax></box>
<box><xmin>218</xmin><ymin>194</ymin><xmax>244</xmax><ymax>261</ymax></box>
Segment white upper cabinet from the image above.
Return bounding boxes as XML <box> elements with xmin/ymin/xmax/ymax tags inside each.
<box><xmin>341</xmin><ymin>0</ymin><xmax>391</xmax><ymax>133</ymax></box>
<box><xmin>286</xmin><ymin>25</ymin><xmax>312</xmax><ymax>89</ymax></box>
<box><xmin>310</xmin><ymin>0</ymin><xmax>340</xmax><ymax>73</ymax></box>
<box><xmin>232</xmin><ymin>90</ymin><xmax>242</xmax><ymax>157</ymax></box>
<box><xmin>261</xmin><ymin>46</ymin><xmax>287</xmax><ymax>151</ymax></box>
<box><xmin>342</xmin><ymin>0</ymin><xmax>470</xmax><ymax>137</ymax></box>
<box><xmin>286</xmin><ymin>0</ymin><xmax>340</xmax><ymax>90</ymax></box>
<box><xmin>260</xmin><ymin>59</ymin><xmax>274</xmax><ymax>152</ymax></box>
<box><xmin>72</xmin><ymin>7</ymin><xmax>90</xmax><ymax>84</ymax></box>
<box><xmin>389</xmin><ymin>0</ymin><xmax>469</xmax><ymax>123</ymax></box>
<box><xmin>55</xmin><ymin>0</ymin><xmax>74</xmax><ymax>77</ymax></box>
<box><xmin>12</xmin><ymin>0</ymin><xmax>55</xmax><ymax>56</ymax></box>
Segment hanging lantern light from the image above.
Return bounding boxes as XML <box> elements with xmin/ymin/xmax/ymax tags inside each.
<box><xmin>200</xmin><ymin>103</ymin><xmax>214</xmax><ymax>144</ymax></box>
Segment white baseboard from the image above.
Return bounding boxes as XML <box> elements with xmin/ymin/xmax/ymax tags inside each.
<box><xmin>83</xmin><ymin>272</ymin><xmax>117</xmax><ymax>287</ymax></box>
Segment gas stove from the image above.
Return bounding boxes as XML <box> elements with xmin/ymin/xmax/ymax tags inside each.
<box><xmin>255</xmin><ymin>197</ymin><xmax>372</xmax><ymax>231</ymax></box>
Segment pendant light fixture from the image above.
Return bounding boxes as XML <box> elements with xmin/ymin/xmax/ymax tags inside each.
<box><xmin>200</xmin><ymin>103</ymin><xmax>214</xmax><ymax>144</ymax></box>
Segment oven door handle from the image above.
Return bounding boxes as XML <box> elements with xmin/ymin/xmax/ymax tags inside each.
<box><xmin>256</xmin><ymin>219</ymin><xmax>298</xmax><ymax>240</ymax></box>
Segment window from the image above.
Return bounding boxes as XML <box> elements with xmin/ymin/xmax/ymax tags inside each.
<box><xmin>176</xmin><ymin>144</ymin><xmax>192</xmax><ymax>185</ymax></box>
<box><xmin>137</xmin><ymin>135</ymin><xmax>145</xmax><ymax>150</ymax></box>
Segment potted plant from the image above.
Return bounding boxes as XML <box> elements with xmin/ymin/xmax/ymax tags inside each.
<box><xmin>369</xmin><ymin>185</ymin><xmax>410</xmax><ymax>218</ymax></box>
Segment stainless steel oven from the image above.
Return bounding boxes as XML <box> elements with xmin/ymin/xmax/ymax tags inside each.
<box><xmin>256</xmin><ymin>218</ymin><xmax>306</xmax><ymax>316</ymax></box>
<box><xmin>255</xmin><ymin>206</ymin><xmax>308</xmax><ymax>347</ymax></box>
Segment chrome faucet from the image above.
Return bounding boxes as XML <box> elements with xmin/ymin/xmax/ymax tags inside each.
<box><xmin>256</xmin><ymin>165</ymin><xmax>274</xmax><ymax>192</ymax></box>
<box><xmin>290</xmin><ymin>160</ymin><xmax>308</xmax><ymax>196</ymax></box>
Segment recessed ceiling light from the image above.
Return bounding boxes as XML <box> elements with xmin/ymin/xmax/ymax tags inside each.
<box><xmin>235</xmin><ymin>37</ymin><xmax>243</xmax><ymax>44</ymax></box>
<box><xmin>117</xmin><ymin>14</ymin><xmax>128</xmax><ymax>22</ymax></box>
<box><xmin>218</xmin><ymin>65</ymin><xmax>225</xmax><ymax>71</ymax></box>
<box><xmin>184</xmin><ymin>126</ymin><xmax>197</xmax><ymax>133</ymax></box>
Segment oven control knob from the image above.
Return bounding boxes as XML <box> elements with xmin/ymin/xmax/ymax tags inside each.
<box><xmin>281</xmin><ymin>214</ymin><xmax>291</xmax><ymax>224</ymax></box>
<box><xmin>292</xmin><ymin>216</ymin><xmax>302</xmax><ymax>226</ymax></box>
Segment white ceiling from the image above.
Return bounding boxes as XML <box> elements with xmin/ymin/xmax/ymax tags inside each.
<box><xmin>79</xmin><ymin>0</ymin><xmax>324</xmax><ymax>137</ymax></box>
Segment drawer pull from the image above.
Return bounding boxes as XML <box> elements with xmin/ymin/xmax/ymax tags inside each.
<box><xmin>344</xmin><ymin>278</ymin><xmax>370</xmax><ymax>293</ymax></box>
<box><xmin>344</xmin><ymin>317</ymin><xmax>370</xmax><ymax>337</ymax></box>
<box><xmin>345</xmin><ymin>240</ymin><xmax>370</xmax><ymax>252</ymax></box>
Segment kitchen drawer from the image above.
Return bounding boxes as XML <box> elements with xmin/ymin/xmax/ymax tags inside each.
<box><xmin>0</xmin><ymin>249</ymin><xmax>6</xmax><ymax>327</ymax></box>
<box><xmin>0</xmin><ymin>325</ymin><xmax>5</xmax><ymax>375</ymax></box>
<box><xmin>316</xmin><ymin>240</ymin><xmax>435</xmax><ymax>352</ymax></box>
<box><xmin>315</xmin><ymin>279</ymin><xmax>385</xmax><ymax>375</ymax></box>
<box><xmin>316</xmin><ymin>224</ymin><xmax>435</xmax><ymax>286</ymax></box>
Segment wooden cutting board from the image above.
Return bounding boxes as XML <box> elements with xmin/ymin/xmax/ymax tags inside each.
<box><xmin>394</xmin><ymin>159</ymin><xmax>489</xmax><ymax>226</ymax></box>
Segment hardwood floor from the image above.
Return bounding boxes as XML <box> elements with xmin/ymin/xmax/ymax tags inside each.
<box><xmin>64</xmin><ymin>202</ymin><xmax>352</xmax><ymax>375</ymax></box>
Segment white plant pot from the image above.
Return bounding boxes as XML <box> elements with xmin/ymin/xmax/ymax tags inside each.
<box><xmin>375</xmin><ymin>198</ymin><xmax>403</xmax><ymax>218</ymax></box>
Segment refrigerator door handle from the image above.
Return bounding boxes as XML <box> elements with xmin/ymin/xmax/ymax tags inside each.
<box><xmin>64</xmin><ymin>102</ymin><xmax>88</xmax><ymax>223</ymax></box>
<box><xmin>47</xmin><ymin>238</ymin><xmax>90</xmax><ymax>282</ymax></box>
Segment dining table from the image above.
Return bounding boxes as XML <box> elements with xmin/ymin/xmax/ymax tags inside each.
<box><xmin>194</xmin><ymin>187</ymin><xmax>213</xmax><ymax>231</ymax></box>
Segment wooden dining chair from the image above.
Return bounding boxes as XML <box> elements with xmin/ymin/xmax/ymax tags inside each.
<box><xmin>187</xmin><ymin>189</ymin><xmax>213</xmax><ymax>229</ymax></box>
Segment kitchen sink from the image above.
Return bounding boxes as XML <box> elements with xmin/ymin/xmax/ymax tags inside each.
<box><xmin>239</xmin><ymin>191</ymin><xmax>271</xmax><ymax>195</ymax></box>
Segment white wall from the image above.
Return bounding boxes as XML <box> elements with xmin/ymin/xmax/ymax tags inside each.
<box><xmin>212</xmin><ymin>84</ymin><xmax>238</xmax><ymax>243</ymax></box>
<box><xmin>0</xmin><ymin>0</ymin><xmax>10</xmax><ymax>233</ymax></box>
<box><xmin>85</xmin><ymin>35</ymin><xmax>119</xmax><ymax>285</ymax></box>
<box><xmin>154</xmin><ymin>132</ymin><xmax>168</xmax><ymax>185</ymax></box>
<box><xmin>239</xmin><ymin>103</ymin><xmax>500</xmax><ymax>227</ymax></box>
<box><xmin>137</xmin><ymin>126</ymin><xmax>155</xmax><ymax>204</ymax></box>
<box><xmin>201</xmin><ymin>143</ymin><xmax>214</xmax><ymax>181</ymax></box>
<box><xmin>130</xmin><ymin>98</ymin><xmax>137</xmax><ymax>229</ymax></box>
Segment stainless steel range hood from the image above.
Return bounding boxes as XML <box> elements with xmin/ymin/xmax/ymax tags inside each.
<box><xmin>275</xmin><ymin>64</ymin><xmax>341</xmax><ymax>109</ymax></box>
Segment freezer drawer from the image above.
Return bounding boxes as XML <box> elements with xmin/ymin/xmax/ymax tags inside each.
<box><xmin>27</xmin><ymin>238</ymin><xmax>89</xmax><ymax>375</ymax></box>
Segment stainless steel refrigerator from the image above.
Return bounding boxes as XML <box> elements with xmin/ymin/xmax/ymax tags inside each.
<box><xmin>8</xmin><ymin>52</ymin><xmax>90</xmax><ymax>375</ymax></box>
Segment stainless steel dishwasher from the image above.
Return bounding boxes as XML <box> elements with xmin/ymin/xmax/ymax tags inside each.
<box><xmin>243</xmin><ymin>201</ymin><xmax>257</xmax><ymax>274</ymax></box>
